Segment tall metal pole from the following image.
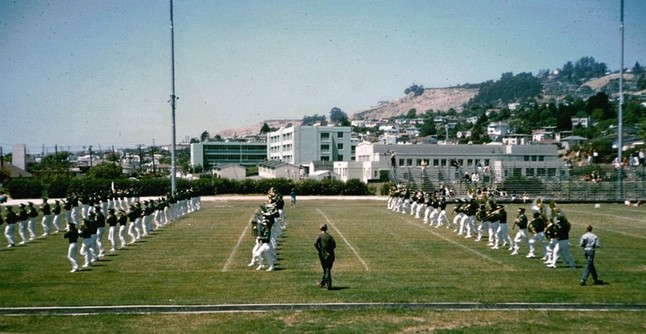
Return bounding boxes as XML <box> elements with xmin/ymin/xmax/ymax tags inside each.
<box><xmin>617</xmin><ymin>0</ymin><xmax>624</xmax><ymax>201</ymax></box>
<box><xmin>170</xmin><ymin>0</ymin><xmax>177</xmax><ymax>195</ymax></box>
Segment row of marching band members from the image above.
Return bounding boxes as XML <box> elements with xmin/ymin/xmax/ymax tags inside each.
<box><xmin>247</xmin><ymin>188</ymin><xmax>287</xmax><ymax>272</ymax></box>
<box><xmin>61</xmin><ymin>189</ymin><xmax>201</xmax><ymax>272</ymax></box>
<box><xmin>387</xmin><ymin>184</ymin><xmax>577</xmax><ymax>269</ymax></box>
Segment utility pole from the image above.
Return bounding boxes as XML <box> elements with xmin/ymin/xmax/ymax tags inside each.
<box><xmin>89</xmin><ymin>145</ymin><xmax>93</xmax><ymax>167</ymax></box>
<box><xmin>151</xmin><ymin>139</ymin><xmax>156</xmax><ymax>174</ymax></box>
<box><xmin>139</xmin><ymin>145</ymin><xmax>144</xmax><ymax>173</ymax></box>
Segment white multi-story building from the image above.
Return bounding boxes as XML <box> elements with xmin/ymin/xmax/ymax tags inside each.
<box><xmin>354</xmin><ymin>142</ymin><xmax>566</xmax><ymax>183</ymax></box>
<box><xmin>267</xmin><ymin>125</ymin><xmax>355</xmax><ymax>165</ymax></box>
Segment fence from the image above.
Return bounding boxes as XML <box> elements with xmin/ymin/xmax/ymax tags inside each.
<box><xmin>392</xmin><ymin>165</ymin><xmax>646</xmax><ymax>203</ymax></box>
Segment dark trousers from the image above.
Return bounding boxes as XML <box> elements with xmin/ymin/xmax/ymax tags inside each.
<box><xmin>319</xmin><ymin>258</ymin><xmax>334</xmax><ymax>289</ymax></box>
<box><xmin>581</xmin><ymin>250</ymin><xmax>598</xmax><ymax>282</ymax></box>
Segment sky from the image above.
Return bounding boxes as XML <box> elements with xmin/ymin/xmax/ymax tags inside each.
<box><xmin>1</xmin><ymin>0</ymin><xmax>645</xmax><ymax>154</ymax></box>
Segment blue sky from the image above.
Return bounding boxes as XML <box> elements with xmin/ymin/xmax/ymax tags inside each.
<box><xmin>1</xmin><ymin>0</ymin><xmax>645</xmax><ymax>153</ymax></box>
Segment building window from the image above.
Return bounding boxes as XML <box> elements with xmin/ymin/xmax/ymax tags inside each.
<box><xmin>321</xmin><ymin>156</ymin><xmax>329</xmax><ymax>161</ymax></box>
<box><xmin>513</xmin><ymin>168</ymin><xmax>522</xmax><ymax>177</ymax></box>
<box><xmin>337</xmin><ymin>132</ymin><xmax>344</xmax><ymax>138</ymax></box>
<box><xmin>337</xmin><ymin>143</ymin><xmax>344</xmax><ymax>150</ymax></box>
<box><xmin>539</xmin><ymin>156</ymin><xmax>545</xmax><ymax>161</ymax></box>
<box><xmin>527</xmin><ymin>168</ymin><xmax>535</xmax><ymax>177</ymax></box>
<box><xmin>321</xmin><ymin>144</ymin><xmax>330</xmax><ymax>151</ymax></box>
<box><xmin>321</xmin><ymin>133</ymin><xmax>330</xmax><ymax>140</ymax></box>
<box><xmin>406</xmin><ymin>159</ymin><xmax>413</xmax><ymax>166</ymax></box>
<box><xmin>338</xmin><ymin>155</ymin><xmax>343</xmax><ymax>161</ymax></box>
<box><xmin>440</xmin><ymin>159</ymin><xmax>447</xmax><ymax>167</ymax></box>
<box><xmin>524</xmin><ymin>155</ymin><xmax>530</xmax><ymax>161</ymax></box>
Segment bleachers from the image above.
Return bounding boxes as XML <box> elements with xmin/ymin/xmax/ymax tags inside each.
<box><xmin>390</xmin><ymin>165</ymin><xmax>646</xmax><ymax>203</ymax></box>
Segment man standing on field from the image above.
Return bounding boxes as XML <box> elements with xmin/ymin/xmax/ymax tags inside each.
<box><xmin>579</xmin><ymin>225</ymin><xmax>603</xmax><ymax>286</ymax></box>
<box><xmin>314</xmin><ymin>224</ymin><xmax>336</xmax><ymax>290</ymax></box>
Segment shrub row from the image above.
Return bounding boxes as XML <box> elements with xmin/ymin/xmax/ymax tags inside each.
<box><xmin>6</xmin><ymin>177</ymin><xmax>377</xmax><ymax>199</ymax></box>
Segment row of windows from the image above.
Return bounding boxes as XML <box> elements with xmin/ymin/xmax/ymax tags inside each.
<box><xmin>204</xmin><ymin>145</ymin><xmax>266</xmax><ymax>152</ymax></box>
<box><xmin>320</xmin><ymin>132</ymin><xmax>345</xmax><ymax>140</ymax></box>
<box><xmin>398</xmin><ymin>159</ymin><xmax>491</xmax><ymax>167</ymax></box>
<box><xmin>204</xmin><ymin>154</ymin><xmax>266</xmax><ymax>161</ymax></box>
<box><xmin>524</xmin><ymin>155</ymin><xmax>546</xmax><ymax>162</ymax></box>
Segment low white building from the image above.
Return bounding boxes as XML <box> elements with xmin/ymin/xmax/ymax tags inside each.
<box><xmin>258</xmin><ymin>160</ymin><xmax>301</xmax><ymax>180</ymax></box>
<box><xmin>212</xmin><ymin>163</ymin><xmax>246</xmax><ymax>180</ymax></box>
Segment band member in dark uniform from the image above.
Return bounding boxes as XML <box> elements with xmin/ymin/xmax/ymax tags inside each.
<box><xmin>314</xmin><ymin>223</ymin><xmax>336</xmax><ymax>290</ymax></box>
<box><xmin>64</xmin><ymin>222</ymin><xmax>79</xmax><ymax>272</ymax></box>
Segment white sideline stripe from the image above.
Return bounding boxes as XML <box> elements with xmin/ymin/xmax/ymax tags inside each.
<box><xmin>565</xmin><ymin>209</ymin><xmax>646</xmax><ymax>240</ymax></box>
<box><xmin>221</xmin><ymin>213</ymin><xmax>254</xmax><ymax>272</ymax></box>
<box><xmin>316</xmin><ymin>208</ymin><xmax>370</xmax><ymax>271</ymax></box>
<box><xmin>397</xmin><ymin>215</ymin><xmax>513</xmax><ymax>270</ymax></box>
<box><xmin>1</xmin><ymin>303</ymin><xmax>644</xmax><ymax>315</ymax></box>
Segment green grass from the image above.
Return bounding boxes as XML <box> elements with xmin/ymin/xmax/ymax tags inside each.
<box><xmin>1</xmin><ymin>199</ymin><xmax>645</xmax><ymax>333</ymax></box>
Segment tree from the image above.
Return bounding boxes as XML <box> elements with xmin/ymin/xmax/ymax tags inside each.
<box><xmin>404</xmin><ymin>84</ymin><xmax>424</xmax><ymax>96</ymax></box>
<box><xmin>419</xmin><ymin>116</ymin><xmax>437</xmax><ymax>137</ymax></box>
<box><xmin>406</xmin><ymin>108</ymin><xmax>417</xmax><ymax>119</ymax></box>
<box><xmin>260</xmin><ymin>123</ymin><xmax>271</xmax><ymax>134</ymax></box>
<box><xmin>200</xmin><ymin>131</ymin><xmax>210</xmax><ymax>142</ymax></box>
<box><xmin>632</xmin><ymin>61</ymin><xmax>644</xmax><ymax>75</ymax></box>
<box><xmin>330</xmin><ymin>107</ymin><xmax>348</xmax><ymax>124</ymax></box>
<box><xmin>86</xmin><ymin>162</ymin><xmax>124</xmax><ymax>179</ymax></box>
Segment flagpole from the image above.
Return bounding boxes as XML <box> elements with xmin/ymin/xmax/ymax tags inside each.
<box><xmin>617</xmin><ymin>0</ymin><xmax>624</xmax><ymax>201</ymax></box>
<box><xmin>170</xmin><ymin>0</ymin><xmax>177</xmax><ymax>195</ymax></box>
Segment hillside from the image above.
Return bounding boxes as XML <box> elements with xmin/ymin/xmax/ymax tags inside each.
<box><xmin>213</xmin><ymin>70</ymin><xmax>643</xmax><ymax>137</ymax></box>
<box><xmin>217</xmin><ymin>119</ymin><xmax>301</xmax><ymax>138</ymax></box>
<box><xmin>354</xmin><ymin>87</ymin><xmax>478</xmax><ymax>120</ymax></box>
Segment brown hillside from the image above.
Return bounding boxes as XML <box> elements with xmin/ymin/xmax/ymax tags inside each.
<box><xmin>354</xmin><ymin>87</ymin><xmax>478</xmax><ymax>119</ymax></box>
<box><xmin>215</xmin><ymin>87</ymin><xmax>477</xmax><ymax>137</ymax></box>
<box><xmin>217</xmin><ymin>119</ymin><xmax>301</xmax><ymax>138</ymax></box>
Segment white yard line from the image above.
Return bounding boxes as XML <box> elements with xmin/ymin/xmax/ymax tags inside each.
<box><xmin>221</xmin><ymin>213</ymin><xmax>254</xmax><ymax>272</ymax></box>
<box><xmin>396</xmin><ymin>214</ymin><xmax>514</xmax><ymax>270</ymax></box>
<box><xmin>565</xmin><ymin>209</ymin><xmax>646</xmax><ymax>240</ymax></box>
<box><xmin>316</xmin><ymin>208</ymin><xmax>370</xmax><ymax>271</ymax></box>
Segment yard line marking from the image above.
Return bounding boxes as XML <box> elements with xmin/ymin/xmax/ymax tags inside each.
<box><xmin>221</xmin><ymin>213</ymin><xmax>254</xmax><ymax>272</ymax></box>
<box><xmin>396</xmin><ymin>215</ymin><xmax>514</xmax><ymax>270</ymax></box>
<box><xmin>565</xmin><ymin>209</ymin><xmax>646</xmax><ymax>240</ymax></box>
<box><xmin>2</xmin><ymin>302</ymin><xmax>644</xmax><ymax>315</ymax></box>
<box><xmin>316</xmin><ymin>208</ymin><xmax>370</xmax><ymax>271</ymax></box>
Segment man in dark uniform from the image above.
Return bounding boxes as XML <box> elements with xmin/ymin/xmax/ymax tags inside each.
<box><xmin>52</xmin><ymin>200</ymin><xmax>62</xmax><ymax>233</ymax></box>
<box><xmin>94</xmin><ymin>206</ymin><xmax>106</xmax><ymax>257</ymax></box>
<box><xmin>314</xmin><ymin>223</ymin><xmax>336</xmax><ymax>290</ymax></box>
<box><xmin>17</xmin><ymin>203</ymin><xmax>29</xmax><ymax>244</ymax></box>
<box><xmin>106</xmin><ymin>208</ymin><xmax>118</xmax><ymax>252</ymax></box>
<box><xmin>80</xmin><ymin>213</ymin><xmax>97</xmax><ymax>269</ymax></box>
<box><xmin>63</xmin><ymin>222</ymin><xmax>79</xmax><ymax>272</ymax></box>
<box><xmin>40</xmin><ymin>198</ymin><xmax>52</xmax><ymax>236</ymax></box>
<box><xmin>511</xmin><ymin>207</ymin><xmax>529</xmax><ymax>255</ymax></box>
<box><xmin>26</xmin><ymin>201</ymin><xmax>38</xmax><ymax>240</ymax></box>
<box><xmin>4</xmin><ymin>206</ymin><xmax>19</xmax><ymax>247</ymax></box>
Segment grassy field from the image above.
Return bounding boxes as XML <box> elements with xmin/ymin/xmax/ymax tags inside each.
<box><xmin>0</xmin><ymin>198</ymin><xmax>645</xmax><ymax>333</ymax></box>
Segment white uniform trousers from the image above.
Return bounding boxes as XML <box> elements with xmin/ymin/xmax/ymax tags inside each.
<box><xmin>67</xmin><ymin>242</ymin><xmax>79</xmax><ymax>271</ymax></box>
<box><xmin>41</xmin><ymin>214</ymin><xmax>51</xmax><ymax>236</ymax></box>
<box><xmin>52</xmin><ymin>214</ymin><xmax>62</xmax><ymax>232</ymax></box>
<box><xmin>528</xmin><ymin>232</ymin><xmax>547</xmax><ymax>256</ymax></box>
<box><xmin>80</xmin><ymin>238</ymin><xmax>97</xmax><ymax>267</ymax></box>
<box><xmin>118</xmin><ymin>225</ymin><xmax>127</xmax><ymax>248</ymax></box>
<box><xmin>107</xmin><ymin>226</ymin><xmax>117</xmax><ymax>251</ymax></box>
<box><xmin>27</xmin><ymin>218</ymin><xmax>37</xmax><ymax>240</ymax></box>
<box><xmin>95</xmin><ymin>227</ymin><xmax>106</xmax><ymax>256</ymax></box>
<box><xmin>4</xmin><ymin>224</ymin><xmax>16</xmax><ymax>246</ymax></box>
<box><xmin>18</xmin><ymin>220</ymin><xmax>28</xmax><ymax>244</ymax></box>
